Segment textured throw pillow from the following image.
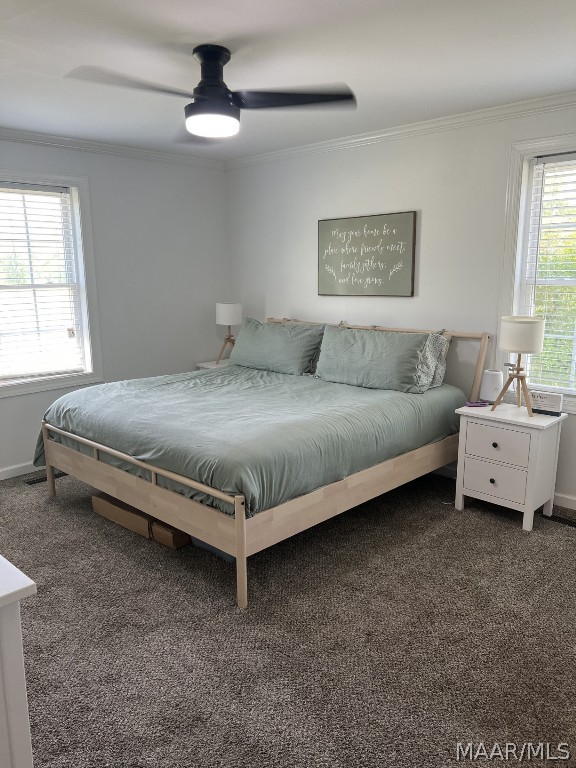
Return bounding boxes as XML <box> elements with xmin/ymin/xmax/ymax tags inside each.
<box><xmin>428</xmin><ymin>333</ymin><xmax>450</xmax><ymax>388</ymax></box>
<box><xmin>315</xmin><ymin>325</ymin><xmax>441</xmax><ymax>393</ymax></box>
<box><xmin>230</xmin><ymin>318</ymin><xmax>325</xmax><ymax>375</ymax></box>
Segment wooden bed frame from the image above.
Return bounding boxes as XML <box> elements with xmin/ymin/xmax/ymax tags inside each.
<box><xmin>41</xmin><ymin>320</ymin><xmax>489</xmax><ymax>608</ymax></box>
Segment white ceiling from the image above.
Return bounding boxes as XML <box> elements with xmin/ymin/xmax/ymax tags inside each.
<box><xmin>1</xmin><ymin>0</ymin><xmax>576</xmax><ymax>162</ymax></box>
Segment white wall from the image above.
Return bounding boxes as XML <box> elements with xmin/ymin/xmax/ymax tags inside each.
<box><xmin>0</xmin><ymin>140</ymin><xmax>227</xmax><ymax>477</ymax></box>
<box><xmin>226</xmin><ymin>106</ymin><xmax>576</xmax><ymax>507</ymax></box>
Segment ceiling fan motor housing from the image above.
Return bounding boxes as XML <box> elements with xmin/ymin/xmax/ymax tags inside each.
<box><xmin>184</xmin><ymin>97</ymin><xmax>240</xmax><ymax>121</ymax></box>
<box><xmin>186</xmin><ymin>45</ymin><xmax>240</xmax><ymax>136</ymax></box>
<box><xmin>189</xmin><ymin>44</ymin><xmax>238</xmax><ymax>110</ymax></box>
<box><xmin>192</xmin><ymin>45</ymin><xmax>231</xmax><ymax>87</ymax></box>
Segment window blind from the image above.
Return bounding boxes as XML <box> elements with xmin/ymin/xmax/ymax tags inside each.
<box><xmin>517</xmin><ymin>155</ymin><xmax>576</xmax><ymax>392</ymax></box>
<box><xmin>0</xmin><ymin>184</ymin><xmax>89</xmax><ymax>383</ymax></box>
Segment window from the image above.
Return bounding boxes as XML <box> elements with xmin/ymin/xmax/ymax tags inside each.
<box><xmin>0</xmin><ymin>173</ymin><xmax>101</xmax><ymax>397</ymax></box>
<box><xmin>514</xmin><ymin>151</ymin><xmax>576</xmax><ymax>396</ymax></box>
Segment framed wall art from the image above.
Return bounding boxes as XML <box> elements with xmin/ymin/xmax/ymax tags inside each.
<box><xmin>318</xmin><ymin>211</ymin><xmax>416</xmax><ymax>296</ymax></box>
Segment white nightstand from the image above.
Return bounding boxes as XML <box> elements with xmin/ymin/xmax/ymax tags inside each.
<box><xmin>455</xmin><ymin>404</ymin><xmax>567</xmax><ymax>531</ymax></box>
<box><xmin>0</xmin><ymin>556</ymin><xmax>36</xmax><ymax>768</ymax></box>
<box><xmin>196</xmin><ymin>359</ymin><xmax>230</xmax><ymax>369</ymax></box>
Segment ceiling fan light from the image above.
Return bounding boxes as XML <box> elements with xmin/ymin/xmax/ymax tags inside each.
<box><xmin>186</xmin><ymin>113</ymin><xmax>240</xmax><ymax>138</ymax></box>
<box><xmin>184</xmin><ymin>101</ymin><xmax>240</xmax><ymax>138</ymax></box>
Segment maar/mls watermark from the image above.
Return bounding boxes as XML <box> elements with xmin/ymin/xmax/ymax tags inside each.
<box><xmin>456</xmin><ymin>742</ymin><xmax>571</xmax><ymax>762</ymax></box>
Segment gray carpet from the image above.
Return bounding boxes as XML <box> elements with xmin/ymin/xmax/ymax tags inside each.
<box><xmin>1</xmin><ymin>471</ymin><xmax>575</xmax><ymax>768</ymax></box>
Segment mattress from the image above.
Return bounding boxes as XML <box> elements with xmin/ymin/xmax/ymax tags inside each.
<box><xmin>34</xmin><ymin>365</ymin><xmax>466</xmax><ymax>516</ymax></box>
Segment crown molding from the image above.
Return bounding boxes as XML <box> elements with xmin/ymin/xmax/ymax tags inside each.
<box><xmin>3</xmin><ymin>89</ymin><xmax>576</xmax><ymax>172</ymax></box>
<box><xmin>227</xmin><ymin>90</ymin><xmax>576</xmax><ymax>169</ymax></box>
<box><xmin>0</xmin><ymin>127</ymin><xmax>225</xmax><ymax>170</ymax></box>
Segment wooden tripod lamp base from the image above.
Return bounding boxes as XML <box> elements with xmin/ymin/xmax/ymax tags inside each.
<box><xmin>491</xmin><ymin>354</ymin><xmax>534</xmax><ymax>416</ymax></box>
<box><xmin>216</xmin><ymin>326</ymin><xmax>235</xmax><ymax>364</ymax></box>
<box><xmin>215</xmin><ymin>302</ymin><xmax>242</xmax><ymax>365</ymax></box>
<box><xmin>491</xmin><ymin>316</ymin><xmax>545</xmax><ymax>418</ymax></box>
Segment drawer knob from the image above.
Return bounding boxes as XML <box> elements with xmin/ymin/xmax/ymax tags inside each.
<box><xmin>492</xmin><ymin>442</ymin><xmax>499</xmax><ymax>448</ymax></box>
<box><xmin>489</xmin><ymin>478</ymin><xmax>496</xmax><ymax>484</ymax></box>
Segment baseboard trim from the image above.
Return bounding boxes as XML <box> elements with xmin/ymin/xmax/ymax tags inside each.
<box><xmin>0</xmin><ymin>462</ymin><xmax>36</xmax><ymax>481</ymax></box>
<box><xmin>554</xmin><ymin>492</ymin><xmax>576</xmax><ymax>512</ymax></box>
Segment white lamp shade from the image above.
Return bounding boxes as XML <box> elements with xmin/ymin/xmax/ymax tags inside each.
<box><xmin>216</xmin><ymin>303</ymin><xmax>242</xmax><ymax>326</ymax></box>
<box><xmin>498</xmin><ymin>316</ymin><xmax>545</xmax><ymax>354</ymax></box>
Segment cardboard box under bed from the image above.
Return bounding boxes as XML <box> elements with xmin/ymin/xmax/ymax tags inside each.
<box><xmin>92</xmin><ymin>494</ymin><xmax>234</xmax><ymax>559</ymax></box>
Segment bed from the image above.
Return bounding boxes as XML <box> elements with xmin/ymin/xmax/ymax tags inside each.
<box><xmin>35</xmin><ymin>319</ymin><xmax>489</xmax><ymax>607</ymax></box>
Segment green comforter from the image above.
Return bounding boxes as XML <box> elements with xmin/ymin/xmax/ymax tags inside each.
<box><xmin>34</xmin><ymin>365</ymin><xmax>466</xmax><ymax>517</ymax></box>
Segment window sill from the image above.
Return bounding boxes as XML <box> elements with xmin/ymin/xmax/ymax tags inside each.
<box><xmin>0</xmin><ymin>371</ymin><xmax>103</xmax><ymax>399</ymax></box>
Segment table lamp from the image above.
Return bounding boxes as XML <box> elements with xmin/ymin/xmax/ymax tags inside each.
<box><xmin>215</xmin><ymin>303</ymin><xmax>242</xmax><ymax>364</ymax></box>
<box><xmin>491</xmin><ymin>315</ymin><xmax>545</xmax><ymax>416</ymax></box>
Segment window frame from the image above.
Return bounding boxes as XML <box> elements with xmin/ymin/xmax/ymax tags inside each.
<box><xmin>0</xmin><ymin>170</ymin><xmax>102</xmax><ymax>398</ymax></box>
<box><xmin>501</xmin><ymin>134</ymin><xmax>576</xmax><ymax>414</ymax></box>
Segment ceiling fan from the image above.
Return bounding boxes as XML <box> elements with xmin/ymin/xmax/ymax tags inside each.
<box><xmin>69</xmin><ymin>44</ymin><xmax>356</xmax><ymax>139</ymax></box>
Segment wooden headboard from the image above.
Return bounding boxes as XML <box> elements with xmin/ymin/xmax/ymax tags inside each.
<box><xmin>267</xmin><ymin>317</ymin><xmax>490</xmax><ymax>401</ymax></box>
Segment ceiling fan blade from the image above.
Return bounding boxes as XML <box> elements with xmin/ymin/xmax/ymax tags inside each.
<box><xmin>66</xmin><ymin>66</ymin><xmax>195</xmax><ymax>99</ymax></box>
<box><xmin>231</xmin><ymin>86</ymin><xmax>356</xmax><ymax>110</ymax></box>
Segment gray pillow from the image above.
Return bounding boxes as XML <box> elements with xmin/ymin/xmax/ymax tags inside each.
<box><xmin>230</xmin><ymin>318</ymin><xmax>325</xmax><ymax>375</ymax></box>
<box><xmin>315</xmin><ymin>325</ymin><xmax>441</xmax><ymax>392</ymax></box>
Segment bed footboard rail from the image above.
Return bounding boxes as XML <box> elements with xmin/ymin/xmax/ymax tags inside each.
<box><xmin>41</xmin><ymin>421</ymin><xmax>249</xmax><ymax>608</ymax></box>
<box><xmin>42</xmin><ymin>422</ymin><xmax>235</xmax><ymax>503</ymax></box>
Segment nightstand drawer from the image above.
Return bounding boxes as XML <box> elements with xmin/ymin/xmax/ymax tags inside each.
<box><xmin>463</xmin><ymin>456</ymin><xmax>527</xmax><ymax>504</ymax></box>
<box><xmin>465</xmin><ymin>422</ymin><xmax>530</xmax><ymax>468</ymax></box>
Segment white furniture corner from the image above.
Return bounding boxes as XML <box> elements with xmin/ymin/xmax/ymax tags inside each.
<box><xmin>0</xmin><ymin>556</ymin><xmax>36</xmax><ymax>768</ymax></box>
<box><xmin>455</xmin><ymin>404</ymin><xmax>567</xmax><ymax>531</ymax></box>
<box><xmin>196</xmin><ymin>359</ymin><xmax>231</xmax><ymax>369</ymax></box>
